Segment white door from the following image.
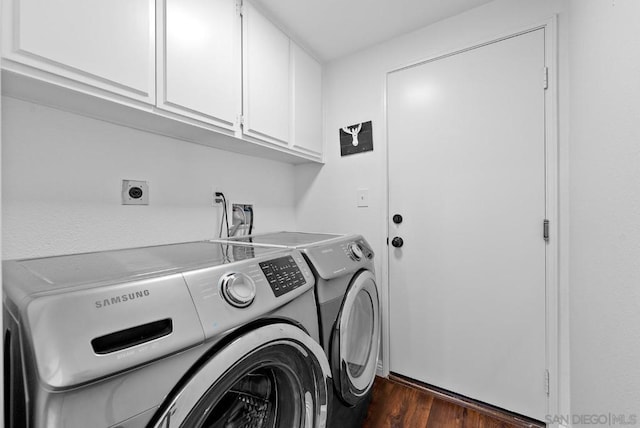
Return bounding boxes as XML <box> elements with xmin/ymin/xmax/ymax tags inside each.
<box><xmin>388</xmin><ymin>29</ymin><xmax>547</xmax><ymax>419</ymax></box>
<box><xmin>158</xmin><ymin>0</ymin><xmax>241</xmax><ymax>130</ymax></box>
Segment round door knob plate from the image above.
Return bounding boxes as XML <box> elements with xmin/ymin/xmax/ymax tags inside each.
<box><xmin>220</xmin><ymin>273</ymin><xmax>256</xmax><ymax>308</ymax></box>
<box><xmin>392</xmin><ymin>214</ymin><xmax>403</xmax><ymax>224</ymax></box>
<box><xmin>391</xmin><ymin>237</ymin><xmax>404</xmax><ymax>248</ymax></box>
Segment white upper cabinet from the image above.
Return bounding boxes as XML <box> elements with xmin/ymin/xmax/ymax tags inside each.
<box><xmin>157</xmin><ymin>0</ymin><xmax>241</xmax><ymax>131</ymax></box>
<box><xmin>1</xmin><ymin>0</ymin><xmax>323</xmax><ymax>162</ymax></box>
<box><xmin>290</xmin><ymin>42</ymin><xmax>323</xmax><ymax>157</ymax></box>
<box><xmin>1</xmin><ymin>0</ymin><xmax>155</xmax><ymax>103</ymax></box>
<box><xmin>242</xmin><ymin>2</ymin><xmax>291</xmax><ymax>146</ymax></box>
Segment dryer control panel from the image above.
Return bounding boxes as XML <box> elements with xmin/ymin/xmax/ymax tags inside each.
<box><xmin>304</xmin><ymin>236</ymin><xmax>375</xmax><ymax>280</ymax></box>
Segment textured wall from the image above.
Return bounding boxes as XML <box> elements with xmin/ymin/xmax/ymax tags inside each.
<box><xmin>569</xmin><ymin>0</ymin><xmax>640</xmax><ymax>421</ymax></box>
<box><xmin>2</xmin><ymin>97</ymin><xmax>297</xmax><ymax>259</ymax></box>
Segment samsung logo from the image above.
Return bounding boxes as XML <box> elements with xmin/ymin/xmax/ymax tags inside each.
<box><xmin>95</xmin><ymin>289</ymin><xmax>150</xmax><ymax>309</ymax></box>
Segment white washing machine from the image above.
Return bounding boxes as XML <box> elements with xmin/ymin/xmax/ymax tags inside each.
<box><xmin>3</xmin><ymin>241</ymin><xmax>331</xmax><ymax>428</ymax></box>
<box><xmin>213</xmin><ymin>232</ymin><xmax>380</xmax><ymax>427</ymax></box>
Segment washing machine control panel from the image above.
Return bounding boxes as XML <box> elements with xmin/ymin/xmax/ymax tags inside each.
<box><xmin>182</xmin><ymin>250</ymin><xmax>314</xmax><ymax>340</ymax></box>
<box><xmin>259</xmin><ymin>255</ymin><xmax>306</xmax><ymax>297</ymax></box>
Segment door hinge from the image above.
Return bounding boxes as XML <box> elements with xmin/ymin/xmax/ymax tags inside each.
<box><xmin>236</xmin><ymin>0</ymin><xmax>244</xmax><ymax>16</ymax></box>
<box><xmin>543</xmin><ymin>67</ymin><xmax>549</xmax><ymax>90</ymax></box>
<box><xmin>545</xmin><ymin>369</ymin><xmax>550</xmax><ymax>396</ymax></box>
<box><xmin>543</xmin><ymin>219</ymin><xmax>550</xmax><ymax>242</ymax></box>
<box><xmin>237</xmin><ymin>114</ymin><xmax>244</xmax><ymax>128</ymax></box>
<box><xmin>386</xmin><ymin>237</ymin><xmax>389</xmax><ymax>246</ymax></box>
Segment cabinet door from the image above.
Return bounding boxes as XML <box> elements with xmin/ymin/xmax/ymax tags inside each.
<box><xmin>291</xmin><ymin>42</ymin><xmax>323</xmax><ymax>157</ymax></box>
<box><xmin>158</xmin><ymin>0</ymin><xmax>241</xmax><ymax>131</ymax></box>
<box><xmin>1</xmin><ymin>0</ymin><xmax>155</xmax><ymax>103</ymax></box>
<box><xmin>242</xmin><ymin>2</ymin><xmax>290</xmax><ymax>145</ymax></box>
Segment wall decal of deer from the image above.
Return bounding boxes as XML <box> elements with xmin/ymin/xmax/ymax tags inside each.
<box><xmin>339</xmin><ymin>120</ymin><xmax>373</xmax><ymax>157</ymax></box>
<box><xmin>341</xmin><ymin>123</ymin><xmax>363</xmax><ymax>147</ymax></box>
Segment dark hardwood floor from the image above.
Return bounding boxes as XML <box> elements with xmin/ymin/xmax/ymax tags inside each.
<box><xmin>362</xmin><ymin>376</ymin><xmax>545</xmax><ymax>428</ymax></box>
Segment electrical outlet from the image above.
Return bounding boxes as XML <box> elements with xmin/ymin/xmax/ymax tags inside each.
<box><xmin>212</xmin><ymin>186</ymin><xmax>224</xmax><ymax>205</ymax></box>
<box><xmin>122</xmin><ymin>180</ymin><xmax>149</xmax><ymax>205</ymax></box>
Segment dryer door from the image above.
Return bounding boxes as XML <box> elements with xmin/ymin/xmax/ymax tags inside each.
<box><xmin>148</xmin><ymin>323</ymin><xmax>331</xmax><ymax>428</ymax></box>
<box><xmin>331</xmin><ymin>270</ymin><xmax>380</xmax><ymax>406</ymax></box>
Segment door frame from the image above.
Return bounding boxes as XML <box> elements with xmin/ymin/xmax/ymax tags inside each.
<box><xmin>381</xmin><ymin>16</ymin><xmax>560</xmax><ymax>422</ymax></box>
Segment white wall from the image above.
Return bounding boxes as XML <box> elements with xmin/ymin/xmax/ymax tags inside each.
<box><xmin>569</xmin><ymin>0</ymin><xmax>640</xmax><ymax>421</ymax></box>
<box><xmin>294</xmin><ymin>0</ymin><xmax>571</xmax><ymax>420</ymax></box>
<box><xmin>2</xmin><ymin>97</ymin><xmax>297</xmax><ymax>259</ymax></box>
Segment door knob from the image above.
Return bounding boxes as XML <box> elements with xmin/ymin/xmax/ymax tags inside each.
<box><xmin>391</xmin><ymin>237</ymin><xmax>404</xmax><ymax>248</ymax></box>
<box><xmin>392</xmin><ymin>214</ymin><xmax>403</xmax><ymax>224</ymax></box>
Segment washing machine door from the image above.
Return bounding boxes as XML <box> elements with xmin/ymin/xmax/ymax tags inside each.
<box><xmin>331</xmin><ymin>270</ymin><xmax>380</xmax><ymax>406</ymax></box>
<box><xmin>148</xmin><ymin>323</ymin><xmax>331</xmax><ymax>428</ymax></box>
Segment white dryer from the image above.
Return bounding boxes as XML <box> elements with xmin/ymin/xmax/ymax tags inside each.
<box><xmin>213</xmin><ymin>232</ymin><xmax>381</xmax><ymax>427</ymax></box>
<box><xmin>3</xmin><ymin>241</ymin><xmax>331</xmax><ymax>428</ymax></box>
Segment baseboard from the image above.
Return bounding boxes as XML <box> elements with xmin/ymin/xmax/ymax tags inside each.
<box><xmin>387</xmin><ymin>373</ymin><xmax>545</xmax><ymax>428</ymax></box>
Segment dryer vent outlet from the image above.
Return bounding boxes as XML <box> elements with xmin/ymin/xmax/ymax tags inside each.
<box><xmin>122</xmin><ymin>180</ymin><xmax>149</xmax><ymax>205</ymax></box>
<box><xmin>230</xmin><ymin>203</ymin><xmax>253</xmax><ymax>236</ymax></box>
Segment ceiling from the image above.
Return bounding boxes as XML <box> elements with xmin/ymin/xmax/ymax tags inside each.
<box><xmin>250</xmin><ymin>0</ymin><xmax>494</xmax><ymax>62</ymax></box>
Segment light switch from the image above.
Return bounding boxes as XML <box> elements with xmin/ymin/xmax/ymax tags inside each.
<box><xmin>357</xmin><ymin>188</ymin><xmax>369</xmax><ymax>207</ymax></box>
